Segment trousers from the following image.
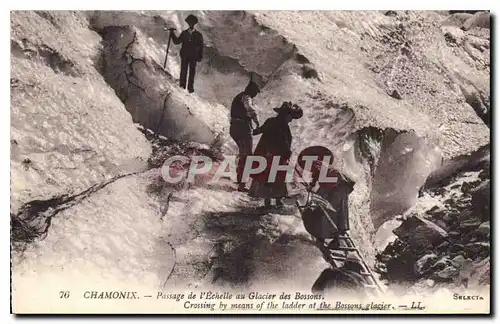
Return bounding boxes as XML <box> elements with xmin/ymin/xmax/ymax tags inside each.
<box><xmin>180</xmin><ymin>57</ymin><xmax>197</xmax><ymax>92</ymax></box>
<box><xmin>229</xmin><ymin>120</ymin><xmax>252</xmax><ymax>184</ymax></box>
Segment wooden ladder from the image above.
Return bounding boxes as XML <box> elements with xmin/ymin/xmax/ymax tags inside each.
<box><xmin>297</xmin><ymin>191</ymin><xmax>385</xmax><ymax>296</ymax></box>
<box><xmin>316</xmin><ymin>234</ymin><xmax>385</xmax><ymax>296</ymax></box>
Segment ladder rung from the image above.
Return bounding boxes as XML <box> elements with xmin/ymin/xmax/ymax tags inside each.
<box><xmin>317</xmin><ymin>232</ymin><xmax>383</xmax><ymax>293</ymax></box>
<box><xmin>335</xmin><ymin>247</ymin><xmax>357</xmax><ymax>251</ymax></box>
<box><xmin>330</xmin><ymin>254</ymin><xmax>348</xmax><ymax>260</ymax></box>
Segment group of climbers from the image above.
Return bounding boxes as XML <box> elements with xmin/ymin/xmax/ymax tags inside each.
<box><xmin>229</xmin><ymin>78</ymin><xmax>305</xmax><ymax>208</ymax></box>
<box><xmin>170</xmin><ymin>14</ymin><xmax>355</xmax><ymax>239</ymax></box>
<box><xmin>230</xmin><ymin>80</ymin><xmax>304</xmax><ymax>207</ymax></box>
<box><xmin>227</xmin><ymin>79</ymin><xmax>372</xmax><ymax>295</ymax></box>
<box><xmin>168</xmin><ymin>13</ymin><xmax>370</xmax><ymax>295</ymax></box>
<box><xmin>168</xmin><ymin>15</ymin><xmax>354</xmax><ymax>211</ymax></box>
<box><xmin>228</xmin><ymin>77</ymin><xmax>355</xmax><ymax>217</ymax></box>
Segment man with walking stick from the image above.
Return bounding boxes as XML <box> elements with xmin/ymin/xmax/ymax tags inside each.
<box><xmin>168</xmin><ymin>14</ymin><xmax>204</xmax><ymax>93</ymax></box>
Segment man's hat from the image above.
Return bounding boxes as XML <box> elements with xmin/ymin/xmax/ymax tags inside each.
<box><xmin>273</xmin><ymin>101</ymin><xmax>303</xmax><ymax>119</ymax></box>
<box><xmin>185</xmin><ymin>14</ymin><xmax>198</xmax><ymax>25</ymax></box>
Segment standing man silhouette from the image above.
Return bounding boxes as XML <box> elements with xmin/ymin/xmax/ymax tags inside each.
<box><xmin>229</xmin><ymin>79</ymin><xmax>261</xmax><ymax>192</ymax></box>
<box><xmin>170</xmin><ymin>14</ymin><xmax>204</xmax><ymax>93</ymax></box>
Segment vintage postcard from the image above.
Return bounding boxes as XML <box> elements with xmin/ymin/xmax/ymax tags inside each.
<box><xmin>10</xmin><ymin>9</ymin><xmax>490</xmax><ymax>314</ymax></box>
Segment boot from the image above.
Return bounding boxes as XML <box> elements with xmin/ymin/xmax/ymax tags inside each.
<box><xmin>237</xmin><ymin>183</ymin><xmax>248</xmax><ymax>192</ymax></box>
<box><xmin>264</xmin><ymin>198</ymin><xmax>272</xmax><ymax>208</ymax></box>
<box><xmin>326</xmin><ymin>238</ymin><xmax>340</xmax><ymax>250</ymax></box>
<box><xmin>275</xmin><ymin>198</ymin><xmax>284</xmax><ymax>207</ymax></box>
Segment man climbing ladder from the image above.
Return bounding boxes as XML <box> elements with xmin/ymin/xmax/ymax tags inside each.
<box><xmin>295</xmin><ymin>146</ymin><xmax>384</xmax><ymax>296</ymax></box>
<box><xmin>297</xmin><ymin>190</ymin><xmax>384</xmax><ymax>297</ymax></box>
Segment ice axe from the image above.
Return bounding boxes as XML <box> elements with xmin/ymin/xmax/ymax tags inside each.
<box><xmin>163</xmin><ymin>27</ymin><xmax>176</xmax><ymax>69</ymax></box>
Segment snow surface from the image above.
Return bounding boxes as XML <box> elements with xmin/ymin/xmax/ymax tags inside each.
<box><xmin>12</xmin><ymin>170</ymin><xmax>329</xmax><ymax>297</ymax></box>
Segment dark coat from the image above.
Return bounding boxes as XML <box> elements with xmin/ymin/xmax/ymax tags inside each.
<box><xmin>230</xmin><ymin>92</ymin><xmax>251</xmax><ymax>122</ymax></box>
<box><xmin>249</xmin><ymin>116</ymin><xmax>292</xmax><ymax>198</ymax></box>
<box><xmin>172</xmin><ymin>29</ymin><xmax>204</xmax><ymax>61</ymax></box>
<box><xmin>253</xmin><ymin>116</ymin><xmax>292</xmax><ymax>158</ymax></box>
<box><xmin>300</xmin><ymin>170</ymin><xmax>355</xmax><ymax>238</ymax></box>
<box><xmin>315</xmin><ymin>171</ymin><xmax>354</xmax><ymax>233</ymax></box>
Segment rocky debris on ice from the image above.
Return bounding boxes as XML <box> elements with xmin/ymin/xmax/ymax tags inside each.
<box><xmin>414</xmin><ymin>253</ymin><xmax>438</xmax><ymax>275</ymax></box>
<box><xmin>138</xmin><ymin>126</ymin><xmax>224</xmax><ymax>169</ymax></box>
<box><xmin>375</xmin><ymin>158</ymin><xmax>490</xmax><ymax>289</ymax></box>
<box><xmin>471</xmin><ymin>180</ymin><xmax>490</xmax><ymax>221</ymax></box>
<box><xmin>393</xmin><ymin>215</ymin><xmax>448</xmax><ymax>247</ymax></box>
